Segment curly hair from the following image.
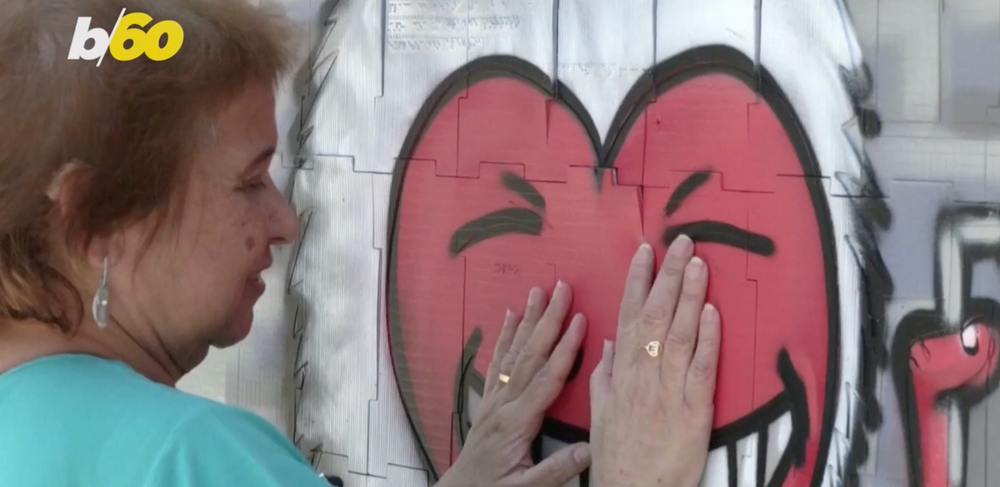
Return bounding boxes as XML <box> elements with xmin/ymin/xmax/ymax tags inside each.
<box><xmin>0</xmin><ymin>0</ymin><xmax>297</xmax><ymax>333</ymax></box>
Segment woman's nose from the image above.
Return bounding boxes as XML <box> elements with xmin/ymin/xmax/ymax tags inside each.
<box><xmin>268</xmin><ymin>188</ymin><xmax>300</xmax><ymax>245</ymax></box>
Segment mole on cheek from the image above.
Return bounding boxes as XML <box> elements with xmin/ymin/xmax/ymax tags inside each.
<box><xmin>245</xmin><ymin>235</ymin><xmax>256</xmax><ymax>252</ymax></box>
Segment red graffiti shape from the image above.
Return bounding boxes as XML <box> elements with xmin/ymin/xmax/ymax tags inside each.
<box><xmin>388</xmin><ymin>51</ymin><xmax>838</xmax><ymax>487</ymax></box>
<box><xmin>909</xmin><ymin>322</ymin><xmax>1000</xmax><ymax>487</ymax></box>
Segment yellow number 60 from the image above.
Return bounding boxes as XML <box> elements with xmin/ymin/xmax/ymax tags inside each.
<box><xmin>108</xmin><ymin>12</ymin><xmax>184</xmax><ymax>62</ymax></box>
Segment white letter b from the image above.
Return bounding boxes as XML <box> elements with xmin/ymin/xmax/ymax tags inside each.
<box><xmin>67</xmin><ymin>17</ymin><xmax>109</xmax><ymax>60</ymax></box>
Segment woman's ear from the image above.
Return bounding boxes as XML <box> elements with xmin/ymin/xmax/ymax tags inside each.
<box><xmin>46</xmin><ymin>159</ymin><xmax>109</xmax><ymax>270</ymax></box>
<box><xmin>46</xmin><ymin>159</ymin><xmax>89</xmax><ymax>221</ymax></box>
<box><xmin>84</xmin><ymin>235</ymin><xmax>113</xmax><ymax>271</ymax></box>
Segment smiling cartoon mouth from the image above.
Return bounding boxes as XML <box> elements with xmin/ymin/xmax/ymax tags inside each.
<box><xmin>456</xmin><ymin>335</ymin><xmax>809</xmax><ymax>487</ymax></box>
<box><xmin>699</xmin><ymin>351</ymin><xmax>809</xmax><ymax>487</ymax></box>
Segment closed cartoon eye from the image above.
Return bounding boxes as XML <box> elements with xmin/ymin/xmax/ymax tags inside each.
<box><xmin>659</xmin><ymin>171</ymin><xmax>776</xmax><ymax>256</ymax></box>
<box><xmin>663</xmin><ymin>220</ymin><xmax>775</xmax><ymax>256</ymax></box>
<box><xmin>449</xmin><ymin>207</ymin><xmax>543</xmax><ymax>256</ymax></box>
<box><xmin>449</xmin><ymin>172</ymin><xmax>546</xmax><ymax>257</ymax></box>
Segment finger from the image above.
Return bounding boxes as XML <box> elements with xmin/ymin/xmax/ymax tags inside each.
<box><xmin>484</xmin><ymin>309</ymin><xmax>519</xmax><ymax>394</ymax></box>
<box><xmin>617</xmin><ymin>242</ymin><xmax>654</xmax><ymax>327</ymax></box>
<box><xmin>590</xmin><ymin>339</ymin><xmax>614</xmax><ymax>415</ymax></box>
<box><xmin>685</xmin><ymin>303</ymin><xmax>721</xmax><ymax>408</ymax></box>
<box><xmin>521</xmin><ymin>313</ymin><xmax>587</xmax><ymax>410</ymax></box>
<box><xmin>508</xmin><ymin>280</ymin><xmax>573</xmax><ymax>394</ymax></box>
<box><xmin>640</xmin><ymin>234</ymin><xmax>695</xmax><ymax>343</ymax></box>
<box><xmin>499</xmin><ymin>287</ymin><xmax>547</xmax><ymax>380</ymax></box>
<box><xmin>514</xmin><ymin>442</ymin><xmax>591</xmax><ymax>487</ymax></box>
<box><xmin>661</xmin><ymin>256</ymin><xmax>709</xmax><ymax>380</ymax></box>
<box><xmin>613</xmin><ymin>243</ymin><xmax>655</xmax><ymax>371</ymax></box>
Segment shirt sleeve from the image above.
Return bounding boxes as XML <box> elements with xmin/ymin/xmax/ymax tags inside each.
<box><xmin>143</xmin><ymin>404</ymin><xmax>332</xmax><ymax>487</ymax></box>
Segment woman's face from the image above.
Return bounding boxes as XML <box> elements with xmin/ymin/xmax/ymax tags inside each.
<box><xmin>110</xmin><ymin>81</ymin><xmax>298</xmax><ymax>360</ymax></box>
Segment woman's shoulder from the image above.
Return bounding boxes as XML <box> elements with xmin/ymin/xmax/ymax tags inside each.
<box><xmin>0</xmin><ymin>355</ymin><xmax>310</xmax><ymax>486</ymax></box>
<box><xmin>143</xmin><ymin>385</ymin><xmax>330</xmax><ymax>486</ymax></box>
<box><xmin>0</xmin><ymin>353</ymin><xmax>283</xmax><ymax>440</ymax></box>
<box><xmin>0</xmin><ymin>353</ymin><xmax>260</xmax><ymax>448</ymax></box>
<box><xmin>0</xmin><ymin>353</ymin><xmax>218</xmax><ymax>419</ymax></box>
<box><xmin>0</xmin><ymin>353</ymin><xmax>326</xmax><ymax>486</ymax></box>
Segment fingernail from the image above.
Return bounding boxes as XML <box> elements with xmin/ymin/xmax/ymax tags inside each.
<box><xmin>702</xmin><ymin>302</ymin><xmax>718</xmax><ymax>321</ymax></box>
<box><xmin>573</xmin><ymin>444</ymin><xmax>592</xmax><ymax>463</ymax></box>
<box><xmin>669</xmin><ymin>234</ymin><xmax>694</xmax><ymax>255</ymax></box>
<box><xmin>634</xmin><ymin>242</ymin><xmax>653</xmax><ymax>263</ymax></box>
<box><xmin>556</xmin><ymin>280</ymin><xmax>567</xmax><ymax>292</ymax></box>
<box><xmin>602</xmin><ymin>340</ymin><xmax>613</xmax><ymax>360</ymax></box>
<box><xmin>505</xmin><ymin>309</ymin><xmax>514</xmax><ymax>322</ymax></box>
<box><xmin>528</xmin><ymin>287</ymin><xmax>542</xmax><ymax>306</ymax></box>
<box><xmin>685</xmin><ymin>256</ymin><xmax>705</xmax><ymax>278</ymax></box>
<box><xmin>571</xmin><ymin>313</ymin><xmax>586</xmax><ymax>329</ymax></box>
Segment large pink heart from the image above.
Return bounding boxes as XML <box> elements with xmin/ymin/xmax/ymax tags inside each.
<box><xmin>387</xmin><ymin>46</ymin><xmax>836</xmax><ymax>487</ymax></box>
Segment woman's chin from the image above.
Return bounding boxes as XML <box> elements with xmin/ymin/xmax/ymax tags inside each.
<box><xmin>213</xmin><ymin>308</ymin><xmax>255</xmax><ymax>348</ymax></box>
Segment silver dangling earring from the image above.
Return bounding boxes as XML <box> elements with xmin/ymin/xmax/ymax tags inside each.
<box><xmin>92</xmin><ymin>256</ymin><xmax>109</xmax><ymax>329</ymax></box>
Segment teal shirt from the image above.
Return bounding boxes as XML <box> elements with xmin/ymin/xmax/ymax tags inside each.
<box><xmin>0</xmin><ymin>353</ymin><xmax>331</xmax><ymax>487</ymax></box>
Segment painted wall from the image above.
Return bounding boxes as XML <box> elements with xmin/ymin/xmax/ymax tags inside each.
<box><xmin>232</xmin><ymin>1</ymin><xmax>1000</xmax><ymax>486</ymax></box>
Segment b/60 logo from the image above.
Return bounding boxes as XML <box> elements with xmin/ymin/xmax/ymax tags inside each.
<box><xmin>68</xmin><ymin>8</ymin><xmax>184</xmax><ymax>65</ymax></box>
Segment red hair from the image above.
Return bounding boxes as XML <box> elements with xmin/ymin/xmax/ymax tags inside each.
<box><xmin>0</xmin><ymin>0</ymin><xmax>296</xmax><ymax>332</ymax></box>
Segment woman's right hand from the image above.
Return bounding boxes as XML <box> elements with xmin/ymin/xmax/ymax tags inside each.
<box><xmin>590</xmin><ymin>235</ymin><xmax>721</xmax><ymax>487</ymax></box>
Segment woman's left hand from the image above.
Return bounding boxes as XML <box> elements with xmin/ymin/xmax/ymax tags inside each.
<box><xmin>438</xmin><ymin>281</ymin><xmax>591</xmax><ymax>487</ymax></box>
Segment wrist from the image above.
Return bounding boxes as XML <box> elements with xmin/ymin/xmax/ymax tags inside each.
<box><xmin>431</xmin><ymin>465</ymin><xmax>468</xmax><ymax>487</ymax></box>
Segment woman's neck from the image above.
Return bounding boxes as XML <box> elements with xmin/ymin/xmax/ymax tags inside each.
<box><xmin>0</xmin><ymin>318</ymin><xmax>184</xmax><ymax>386</ymax></box>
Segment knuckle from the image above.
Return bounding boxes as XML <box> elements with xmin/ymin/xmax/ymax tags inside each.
<box><xmin>536</xmin><ymin>314</ymin><xmax>558</xmax><ymax>331</ymax></box>
<box><xmin>548</xmin><ymin>457</ymin><xmax>571</xmax><ymax>476</ymax></box>
<box><xmin>519</xmin><ymin>312</ymin><xmax>537</xmax><ymax>326</ymax></box>
<box><xmin>689</xmin><ymin>357</ymin><xmax>716</xmax><ymax>380</ymax></box>
<box><xmin>518</xmin><ymin>349</ymin><xmax>540</xmax><ymax>366</ymax></box>
<box><xmin>484</xmin><ymin>364</ymin><xmax>498</xmax><ymax>379</ymax></box>
<box><xmin>533</xmin><ymin>363</ymin><xmax>564</xmax><ymax>389</ymax></box>
<box><xmin>628</xmin><ymin>263</ymin><xmax>644</xmax><ymax>277</ymax></box>
<box><xmin>663</xmin><ymin>254</ymin><xmax>688</xmax><ymax>274</ymax></box>
<box><xmin>532</xmin><ymin>364</ymin><xmax>551</xmax><ymax>383</ymax></box>
<box><xmin>641</xmin><ymin>310</ymin><xmax>667</xmax><ymax>327</ymax></box>
<box><xmin>700</xmin><ymin>332</ymin><xmax>721</xmax><ymax>350</ymax></box>
<box><xmin>502</xmin><ymin>348</ymin><xmax>520</xmax><ymax>366</ymax></box>
<box><xmin>680</xmin><ymin>285</ymin><xmax>704</xmax><ymax>303</ymax></box>
<box><xmin>619</xmin><ymin>296</ymin><xmax>642</xmax><ymax>315</ymax></box>
<box><xmin>665</xmin><ymin>329</ymin><xmax>694</xmax><ymax>350</ymax></box>
<box><xmin>619</xmin><ymin>304</ymin><xmax>640</xmax><ymax>323</ymax></box>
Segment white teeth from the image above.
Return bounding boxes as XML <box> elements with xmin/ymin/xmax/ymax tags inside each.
<box><xmin>698</xmin><ymin>411</ymin><xmax>793</xmax><ymax>487</ymax></box>
<box><xmin>766</xmin><ymin>411</ymin><xmax>793</xmax><ymax>485</ymax></box>
<box><xmin>736</xmin><ymin>432</ymin><xmax>758</xmax><ymax>487</ymax></box>
<box><xmin>469</xmin><ymin>385</ymin><xmax>793</xmax><ymax>487</ymax></box>
<box><xmin>700</xmin><ymin>446</ymin><xmax>730</xmax><ymax>487</ymax></box>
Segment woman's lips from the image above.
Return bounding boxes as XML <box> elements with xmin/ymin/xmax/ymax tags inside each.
<box><xmin>247</xmin><ymin>273</ymin><xmax>266</xmax><ymax>298</ymax></box>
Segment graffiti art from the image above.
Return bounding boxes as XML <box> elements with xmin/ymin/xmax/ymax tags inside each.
<box><xmin>238</xmin><ymin>0</ymin><xmax>1000</xmax><ymax>486</ymax></box>
<box><xmin>386</xmin><ymin>44</ymin><xmax>884</xmax><ymax>487</ymax></box>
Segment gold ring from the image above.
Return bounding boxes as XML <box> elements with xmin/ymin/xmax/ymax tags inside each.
<box><xmin>498</xmin><ymin>373</ymin><xmax>510</xmax><ymax>384</ymax></box>
<box><xmin>644</xmin><ymin>341</ymin><xmax>662</xmax><ymax>358</ymax></box>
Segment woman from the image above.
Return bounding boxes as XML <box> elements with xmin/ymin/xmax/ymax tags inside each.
<box><xmin>0</xmin><ymin>0</ymin><xmax>722</xmax><ymax>486</ymax></box>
